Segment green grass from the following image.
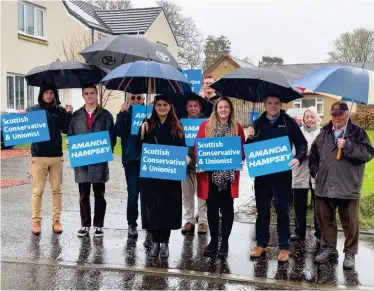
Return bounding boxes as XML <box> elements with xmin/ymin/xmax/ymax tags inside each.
<box><xmin>362</xmin><ymin>130</ymin><xmax>374</xmax><ymax>196</ymax></box>
<box><xmin>15</xmin><ymin>135</ymin><xmax>123</xmax><ymax>155</ymax></box>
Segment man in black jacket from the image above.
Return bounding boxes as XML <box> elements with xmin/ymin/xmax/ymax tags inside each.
<box><xmin>246</xmin><ymin>95</ymin><xmax>307</xmax><ymax>263</ymax></box>
<box><xmin>21</xmin><ymin>84</ymin><xmax>73</xmax><ymax>235</ymax></box>
<box><xmin>115</xmin><ymin>93</ymin><xmax>145</xmax><ymax>239</ymax></box>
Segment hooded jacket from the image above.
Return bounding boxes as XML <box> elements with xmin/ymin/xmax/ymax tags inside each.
<box><xmin>292</xmin><ymin>106</ymin><xmax>321</xmax><ymax>189</ymax></box>
<box><xmin>26</xmin><ymin>85</ymin><xmax>72</xmax><ymax>157</ymax></box>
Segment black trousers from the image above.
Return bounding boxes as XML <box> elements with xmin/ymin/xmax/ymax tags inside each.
<box><xmin>293</xmin><ymin>182</ymin><xmax>321</xmax><ymax>239</ymax></box>
<box><xmin>78</xmin><ymin>183</ymin><xmax>106</xmax><ymax>228</ymax></box>
<box><xmin>124</xmin><ymin>160</ymin><xmax>140</xmax><ymax>227</ymax></box>
<box><xmin>207</xmin><ymin>177</ymin><xmax>234</xmax><ymax>247</ymax></box>
<box><xmin>151</xmin><ymin>229</ymin><xmax>171</xmax><ymax>243</ymax></box>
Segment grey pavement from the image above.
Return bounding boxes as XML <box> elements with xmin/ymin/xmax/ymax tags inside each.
<box><xmin>1</xmin><ymin>153</ymin><xmax>374</xmax><ymax>290</ymax></box>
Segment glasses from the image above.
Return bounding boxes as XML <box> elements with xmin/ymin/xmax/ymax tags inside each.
<box><xmin>130</xmin><ymin>96</ymin><xmax>143</xmax><ymax>100</ymax></box>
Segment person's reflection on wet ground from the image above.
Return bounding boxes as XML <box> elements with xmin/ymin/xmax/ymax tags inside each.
<box><xmin>140</xmin><ymin>272</ymin><xmax>169</xmax><ymax>290</ymax></box>
<box><xmin>275</xmin><ymin>263</ymin><xmax>289</xmax><ymax>280</ymax></box>
<box><xmin>29</xmin><ymin>235</ymin><xmax>41</xmax><ymax>260</ymax></box>
<box><xmin>50</xmin><ymin>234</ymin><xmax>62</xmax><ymax>260</ymax></box>
<box><xmin>318</xmin><ymin>263</ymin><xmax>338</xmax><ymax>284</ymax></box>
<box><xmin>253</xmin><ymin>257</ymin><xmax>269</xmax><ymax>278</ymax></box>
<box><xmin>143</xmin><ymin>230</ymin><xmax>152</xmax><ymax>250</ymax></box>
<box><xmin>77</xmin><ymin>236</ymin><xmax>91</xmax><ymax>263</ymax></box>
<box><xmin>124</xmin><ymin>237</ymin><xmax>137</xmax><ymax>267</ymax></box>
<box><xmin>176</xmin><ymin>235</ymin><xmax>195</xmax><ymax>270</ymax></box>
<box><xmin>343</xmin><ymin>270</ymin><xmax>360</xmax><ymax>286</ymax></box>
<box><xmin>92</xmin><ymin>237</ymin><xmax>104</xmax><ymax>264</ymax></box>
<box><xmin>289</xmin><ymin>242</ymin><xmax>306</xmax><ymax>282</ymax></box>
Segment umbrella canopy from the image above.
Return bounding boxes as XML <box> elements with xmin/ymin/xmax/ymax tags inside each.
<box><xmin>210</xmin><ymin>67</ymin><xmax>302</xmax><ymax>103</ymax></box>
<box><xmin>80</xmin><ymin>34</ymin><xmax>180</xmax><ymax>70</ymax></box>
<box><xmin>25</xmin><ymin>61</ymin><xmax>107</xmax><ymax>89</ymax></box>
<box><xmin>100</xmin><ymin>61</ymin><xmax>191</xmax><ymax>95</ymax></box>
<box><xmin>292</xmin><ymin>66</ymin><xmax>374</xmax><ymax>106</ymax></box>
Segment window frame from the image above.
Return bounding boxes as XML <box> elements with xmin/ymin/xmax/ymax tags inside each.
<box><xmin>6</xmin><ymin>74</ymin><xmax>36</xmax><ymax>112</ymax></box>
<box><xmin>18</xmin><ymin>1</ymin><xmax>45</xmax><ymax>39</ymax></box>
<box><xmin>293</xmin><ymin>98</ymin><xmax>324</xmax><ymax>116</ymax></box>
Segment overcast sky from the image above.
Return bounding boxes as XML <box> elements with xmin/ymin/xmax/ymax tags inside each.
<box><xmin>133</xmin><ymin>0</ymin><xmax>374</xmax><ymax>65</ymax></box>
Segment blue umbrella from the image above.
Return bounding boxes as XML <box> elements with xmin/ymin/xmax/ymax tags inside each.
<box><xmin>100</xmin><ymin>61</ymin><xmax>191</xmax><ymax>95</ymax></box>
<box><xmin>292</xmin><ymin>66</ymin><xmax>374</xmax><ymax>106</ymax></box>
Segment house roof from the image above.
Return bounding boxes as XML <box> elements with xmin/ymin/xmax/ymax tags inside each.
<box><xmin>266</xmin><ymin>61</ymin><xmax>374</xmax><ymax>82</ymax></box>
<box><xmin>95</xmin><ymin>7</ymin><xmax>163</xmax><ymax>35</ymax></box>
<box><xmin>204</xmin><ymin>53</ymin><xmax>255</xmax><ymax>76</ymax></box>
<box><xmin>64</xmin><ymin>1</ymin><xmax>163</xmax><ymax>35</ymax></box>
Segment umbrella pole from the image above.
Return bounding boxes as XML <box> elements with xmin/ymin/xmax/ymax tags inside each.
<box><xmin>336</xmin><ymin>101</ymin><xmax>355</xmax><ymax>160</ymax></box>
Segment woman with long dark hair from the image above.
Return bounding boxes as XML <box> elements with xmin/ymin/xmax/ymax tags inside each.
<box><xmin>138</xmin><ymin>95</ymin><xmax>188</xmax><ymax>258</ymax></box>
<box><xmin>194</xmin><ymin>96</ymin><xmax>245</xmax><ymax>258</ymax></box>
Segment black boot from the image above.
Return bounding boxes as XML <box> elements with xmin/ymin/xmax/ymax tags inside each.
<box><xmin>149</xmin><ymin>243</ymin><xmax>160</xmax><ymax>257</ymax></box>
<box><xmin>314</xmin><ymin>248</ymin><xmax>339</xmax><ymax>264</ymax></box>
<box><xmin>128</xmin><ymin>225</ymin><xmax>138</xmax><ymax>239</ymax></box>
<box><xmin>204</xmin><ymin>241</ymin><xmax>218</xmax><ymax>257</ymax></box>
<box><xmin>290</xmin><ymin>234</ymin><xmax>304</xmax><ymax>242</ymax></box>
<box><xmin>218</xmin><ymin>241</ymin><xmax>229</xmax><ymax>258</ymax></box>
<box><xmin>160</xmin><ymin>243</ymin><xmax>169</xmax><ymax>258</ymax></box>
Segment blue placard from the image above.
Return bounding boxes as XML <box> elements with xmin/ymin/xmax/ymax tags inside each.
<box><xmin>244</xmin><ymin>136</ymin><xmax>293</xmax><ymax>178</ymax></box>
<box><xmin>182</xmin><ymin>69</ymin><xmax>202</xmax><ymax>94</ymax></box>
<box><xmin>131</xmin><ymin>105</ymin><xmax>153</xmax><ymax>135</ymax></box>
<box><xmin>196</xmin><ymin>136</ymin><xmax>242</xmax><ymax>171</ymax></box>
<box><xmin>67</xmin><ymin>131</ymin><xmax>113</xmax><ymax>168</ymax></box>
<box><xmin>180</xmin><ymin>118</ymin><xmax>207</xmax><ymax>147</ymax></box>
<box><xmin>249</xmin><ymin>111</ymin><xmax>260</xmax><ymax>123</ymax></box>
<box><xmin>140</xmin><ymin>143</ymin><xmax>188</xmax><ymax>181</ymax></box>
<box><xmin>0</xmin><ymin>110</ymin><xmax>50</xmax><ymax>146</ymax></box>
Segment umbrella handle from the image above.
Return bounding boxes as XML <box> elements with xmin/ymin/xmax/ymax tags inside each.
<box><xmin>336</xmin><ymin>148</ymin><xmax>342</xmax><ymax>160</ymax></box>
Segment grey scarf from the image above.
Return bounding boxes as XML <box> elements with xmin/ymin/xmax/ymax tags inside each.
<box><xmin>212</xmin><ymin>123</ymin><xmax>236</xmax><ymax>192</ymax></box>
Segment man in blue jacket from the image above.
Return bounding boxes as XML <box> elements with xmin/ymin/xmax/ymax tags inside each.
<box><xmin>115</xmin><ymin>93</ymin><xmax>146</xmax><ymax>238</ymax></box>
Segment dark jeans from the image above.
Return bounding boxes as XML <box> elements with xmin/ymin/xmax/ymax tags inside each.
<box><xmin>293</xmin><ymin>184</ymin><xmax>321</xmax><ymax>239</ymax></box>
<box><xmin>124</xmin><ymin>160</ymin><xmax>140</xmax><ymax>227</ymax></box>
<box><xmin>207</xmin><ymin>177</ymin><xmax>234</xmax><ymax>247</ymax></box>
<box><xmin>255</xmin><ymin>175</ymin><xmax>291</xmax><ymax>250</ymax></box>
<box><xmin>78</xmin><ymin>183</ymin><xmax>106</xmax><ymax>227</ymax></box>
<box><xmin>151</xmin><ymin>229</ymin><xmax>171</xmax><ymax>243</ymax></box>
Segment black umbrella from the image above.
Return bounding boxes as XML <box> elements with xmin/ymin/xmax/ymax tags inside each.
<box><xmin>80</xmin><ymin>34</ymin><xmax>180</xmax><ymax>71</ymax></box>
<box><xmin>25</xmin><ymin>61</ymin><xmax>107</xmax><ymax>89</ymax></box>
<box><xmin>210</xmin><ymin>67</ymin><xmax>302</xmax><ymax>103</ymax></box>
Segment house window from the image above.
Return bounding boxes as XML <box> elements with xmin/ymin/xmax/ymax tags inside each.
<box><xmin>7</xmin><ymin>74</ymin><xmax>35</xmax><ymax>111</ymax></box>
<box><xmin>293</xmin><ymin>98</ymin><xmax>324</xmax><ymax>116</ymax></box>
<box><xmin>18</xmin><ymin>1</ymin><xmax>45</xmax><ymax>38</ymax></box>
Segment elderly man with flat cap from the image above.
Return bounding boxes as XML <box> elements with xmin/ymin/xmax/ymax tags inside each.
<box><xmin>309</xmin><ymin>101</ymin><xmax>373</xmax><ymax>269</ymax></box>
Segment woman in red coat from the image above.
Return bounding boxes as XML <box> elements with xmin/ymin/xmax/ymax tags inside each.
<box><xmin>194</xmin><ymin>96</ymin><xmax>245</xmax><ymax>258</ymax></box>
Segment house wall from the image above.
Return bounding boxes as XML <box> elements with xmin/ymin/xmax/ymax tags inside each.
<box><xmin>1</xmin><ymin>0</ymin><xmax>92</xmax><ymax>112</ymax></box>
<box><xmin>144</xmin><ymin>11</ymin><xmax>178</xmax><ymax>59</ymax></box>
<box><xmin>204</xmin><ymin>59</ymin><xmax>238</xmax><ymax>80</ymax></box>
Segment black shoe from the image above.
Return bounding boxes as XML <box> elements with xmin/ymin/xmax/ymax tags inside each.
<box><xmin>314</xmin><ymin>248</ymin><xmax>339</xmax><ymax>264</ymax></box>
<box><xmin>315</xmin><ymin>237</ymin><xmax>321</xmax><ymax>246</ymax></box>
<box><xmin>128</xmin><ymin>225</ymin><xmax>138</xmax><ymax>239</ymax></box>
<box><xmin>290</xmin><ymin>234</ymin><xmax>305</xmax><ymax>242</ymax></box>
<box><xmin>343</xmin><ymin>253</ymin><xmax>355</xmax><ymax>270</ymax></box>
<box><xmin>149</xmin><ymin>243</ymin><xmax>160</xmax><ymax>257</ymax></box>
<box><xmin>218</xmin><ymin>242</ymin><xmax>229</xmax><ymax>258</ymax></box>
<box><xmin>204</xmin><ymin>242</ymin><xmax>218</xmax><ymax>258</ymax></box>
<box><xmin>77</xmin><ymin>227</ymin><xmax>90</xmax><ymax>237</ymax></box>
<box><xmin>160</xmin><ymin>243</ymin><xmax>169</xmax><ymax>258</ymax></box>
<box><xmin>94</xmin><ymin>227</ymin><xmax>104</xmax><ymax>237</ymax></box>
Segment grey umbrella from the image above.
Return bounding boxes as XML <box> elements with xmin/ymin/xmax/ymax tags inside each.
<box><xmin>210</xmin><ymin>67</ymin><xmax>302</xmax><ymax>103</ymax></box>
<box><xmin>80</xmin><ymin>34</ymin><xmax>180</xmax><ymax>70</ymax></box>
<box><xmin>25</xmin><ymin>61</ymin><xmax>107</xmax><ymax>88</ymax></box>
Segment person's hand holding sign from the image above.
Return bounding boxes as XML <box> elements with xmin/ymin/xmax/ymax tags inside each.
<box><xmin>65</xmin><ymin>139</ymin><xmax>69</xmax><ymax>148</ymax></box>
<box><xmin>245</xmin><ymin>126</ymin><xmax>255</xmax><ymax>139</ymax></box>
<box><xmin>66</xmin><ymin>105</ymin><xmax>73</xmax><ymax>112</ymax></box>
<box><xmin>186</xmin><ymin>156</ymin><xmax>191</xmax><ymax>164</ymax></box>
<box><xmin>289</xmin><ymin>158</ymin><xmax>300</xmax><ymax>169</ymax></box>
<box><xmin>121</xmin><ymin>102</ymin><xmax>130</xmax><ymax>112</ymax></box>
<box><xmin>19</xmin><ymin>109</ymin><xmax>27</xmax><ymax>114</ymax></box>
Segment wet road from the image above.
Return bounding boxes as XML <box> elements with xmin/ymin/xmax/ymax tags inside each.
<box><xmin>1</xmin><ymin>154</ymin><xmax>374</xmax><ymax>289</ymax></box>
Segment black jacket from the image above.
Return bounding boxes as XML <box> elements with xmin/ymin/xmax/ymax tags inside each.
<box><xmin>26</xmin><ymin>96</ymin><xmax>72</xmax><ymax>158</ymax></box>
<box><xmin>245</xmin><ymin>110</ymin><xmax>308</xmax><ymax>180</ymax></box>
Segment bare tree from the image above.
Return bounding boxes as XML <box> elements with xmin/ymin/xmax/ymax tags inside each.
<box><xmin>84</xmin><ymin>0</ymin><xmax>132</xmax><ymax>10</ymax></box>
<box><xmin>241</xmin><ymin>57</ymin><xmax>254</xmax><ymax>65</ymax></box>
<box><xmin>328</xmin><ymin>28</ymin><xmax>374</xmax><ymax>63</ymax></box>
<box><xmin>157</xmin><ymin>1</ymin><xmax>204</xmax><ymax>69</ymax></box>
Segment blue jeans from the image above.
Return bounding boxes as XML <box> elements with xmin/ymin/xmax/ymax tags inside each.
<box><xmin>124</xmin><ymin>160</ymin><xmax>140</xmax><ymax>227</ymax></box>
<box><xmin>255</xmin><ymin>174</ymin><xmax>291</xmax><ymax>250</ymax></box>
